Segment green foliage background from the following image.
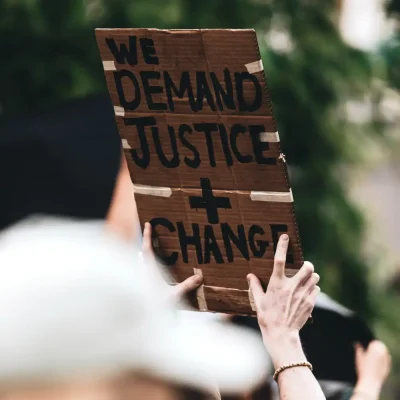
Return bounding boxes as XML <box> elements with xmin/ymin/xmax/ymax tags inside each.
<box><xmin>0</xmin><ymin>0</ymin><xmax>399</xmax><ymax>395</ymax></box>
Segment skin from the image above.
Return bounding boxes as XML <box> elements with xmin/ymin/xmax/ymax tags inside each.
<box><xmin>248</xmin><ymin>234</ymin><xmax>325</xmax><ymax>400</ymax></box>
<box><xmin>0</xmin><ymin>376</ymin><xmax>182</xmax><ymax>400</ymax></box>
<box><xmin>105</xmin><ymin>155</ymin><xmax>139</xmax><ymax>243</ymax></box>
<box><xmin>350</xmin><ymin>340</ymin><xmax>391</xmax><ymax>400</ymax></box>
<box><xmin>106</xmin><ymin>156</ymin><xmax>203</xmax><ymax>299</ymax></box>
<box><xmin>107</xmin><ymin>155</ymin><xmax>325</xmax><ymax>399</ymax></box>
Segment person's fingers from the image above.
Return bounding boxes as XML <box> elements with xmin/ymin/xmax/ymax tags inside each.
<box><xmin>173</xmin><ymin>275</ymin><xmax>203</xmax><ymax>301</ymax></box>
<box><xmin>247</xmin><ymin>273</ymin><xmax>264</xmax><ymax>310</ymax></box>
<box><xmin>292</xmin><ymin>261</ymin><xmax>314</xmax><ymax>286</ymax></box>
<box><xmin>142</xmin><ymin>222</ymin><xmax>153</xmax><ymax>253</ymax></box>
<box><xmin>302</xmin><ymin>272</ymin><xmax>320</xmax><ymax>292</ymax></box>
<box><xmin>306</xmin><ymin>285</ymin><xmax>320</xmax><ymax>311</ymax></box>
<box><xmin>272</xmin><ymin>234</ymin><xmax>289</xmax><ymax>279</ymax></box>
<box><xmin>354</xmin><ymin>342</ymin><xmax>364</xmax><ymax>366</ymax></box>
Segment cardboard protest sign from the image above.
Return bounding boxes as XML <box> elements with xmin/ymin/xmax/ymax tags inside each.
<box><xmin>96</xmin><ymin>28</ymin><xmax>303</xmax><ymax>315</ymax></box>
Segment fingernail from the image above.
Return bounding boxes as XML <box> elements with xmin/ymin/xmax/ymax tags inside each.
<box><xmin>281</xmin><ymin>234</ymin><xmax>289</xmax><ymax>241</ymax></box>
<box><xmin>194</xmin><ymin>276</ymin><xmax>203</xmax><ymax>284</ymax></box>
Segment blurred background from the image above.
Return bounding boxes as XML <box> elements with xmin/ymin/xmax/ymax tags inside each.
<box><xmin>0</xmin><ymin>0</ymin><xmax>399</xmax><ymax>397</ymax></box>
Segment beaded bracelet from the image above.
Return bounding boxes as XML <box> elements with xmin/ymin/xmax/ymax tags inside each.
<box><xmin>273</xmin><ymin>361</ymin><xmax>313</xmax><ymax>381</ymax></box>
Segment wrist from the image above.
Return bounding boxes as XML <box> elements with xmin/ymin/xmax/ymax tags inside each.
<box><xmin>354</xmin><ymin>379</ymin><xmax>382</xmax><ymax>400</ymax></box>
<box><xmin>262</xmin><ymin>330</ymin><xmax>307</xmax><ymax>369</ymax></box>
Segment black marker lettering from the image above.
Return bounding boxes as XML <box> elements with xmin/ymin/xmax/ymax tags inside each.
<box><xmin>149</xmin><ymin>218</ymin><xmax>178</xmax><ymax>266</ymax></box>
<box><xmin>221</xmin><ymin>223</ymin><xmax>250</xmax><ymax>262</ymax></box>
<box><xmin>204</xmin><ymin>225</ymin><xmax>224</xmax><ymax>264</ymax></box>
<box><xmin>210</xmin><ymin>69</ymin><xmax>235</xmax><ymax>111</ymax></box>
<box><xmin>164</xmin><ymin>71</ymin><xmax>196</xmax><ymax>112</ymax></box>
<box><xmin>218</xmin><ymin>124</ymin><xmax>233</xmax><ymax>167</ymax></box>
<box><xmin>114</xmin><ymin>70</ymin><xmax>141</xmax><ymax>111</ymax></box>
<box><xmin>152</xmin><ymin>125</ymin><xmax>179</xmax><ymax>168</ymax></box>
<box><xmin>196</xmin><ymin>72</ymin><xmax>217</xmax><ymax>111</ymax></box>
<box><xmin>194</xmin><ymin>123</ymin><xmax>219</xmax><ymax>167</ymax></box>
<box><xmin>178</xmin><ymin>124</ymin><xmax>201</xmax><ymax>168</ymax></box>
<box><xmin>140</xmin><ymin>71</ymin><xmax>167</xmax><ymax>111</ymax></box>
<box><xmin>248</xmin><ymin>225</ymin><xmax>269</xmax><ymax>257</ymax></box>
<box><xmin>106</xmin><ymin>36</ymin><xmax>138</xmax><ymax>65</ymax></box>
<box><xmin>139</xmin><ymin>38</ymin><xmax>159</xmax><ymax>65</ymax></box>
<box><xmin>230</xmin><ymin>124</ymin><xmax>252</xmax><ymax>163</ymax></box>
<box><xmin>124</xmin><ymin>117</ymin><xmax>155</xmax><ymax>169</ymax></box>
<box><xmin>189</xmin><ymin>178</ymin><xmax>231</xmax><ymax>225</ymax></box>
<box><xmin>177</xmin><ymin>222</ymin><xmax>203</xmax><ymax>264</ymax></box>
<box><xmin>235</xmin><ymin>72</ymin><xmax>262</xmax><ymax>112</ymax></box>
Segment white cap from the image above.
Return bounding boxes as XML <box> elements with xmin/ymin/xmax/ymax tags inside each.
<box><xmin>0</xmin><ymin>217</ymin><xmax>270</xmax><ymax>394</ymax></box>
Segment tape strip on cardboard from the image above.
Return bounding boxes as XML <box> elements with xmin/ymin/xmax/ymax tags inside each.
<box><xmin>102</xmin><ymin>60</ymin><xmax>116</xmax><ymax>71</ymax></box>
<box><xmin>245</xmin><ymin>59</ymin><xmax>264</xmax><ymax>74</ymax></box>
<box><xmin>250</xmin><ymin>189</ymin><xmax>293</xmax><ymax>202</ymax></box>
<box><xmin>193</xmin><ymin>268</ymin><xmax>208</xmax><ymax>311</ymax></box>
<box><xmin>121</xmin><ymin>139</ymin><xmax>131</xmax><ymax>149</ymax></box>
<box><xmin>259</xmin><ymin>131</ymin><xmax>280</xmax><ymax>143</ymax></box>
<box><xmin>114</xmin><ymin>106</ymin><xmax>125</xmax><ymax>116</ymax></box>
<box><xmin>132</xmin><ymin>184</ymin><xmax>172</xmax><ymax>198</ymax></box>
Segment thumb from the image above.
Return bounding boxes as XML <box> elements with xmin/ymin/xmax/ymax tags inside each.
<box><xmin>247</xmin><ymin>273</ymin><xmax>264</xmax><ymax>311</ymax></box>
<box><xmin>354</xmin><ymin>343</ymin><xmax>364</xmax><ymax>363</ymax></box>
<box><xmin>172</xmin><ymin>275</ymin><xmax>203</xmax><ymax>303</ymax></box>
<box><xmin>142</xmin><ymin>222</ymin><xmax>153</xmax><ymax>253</ymax></box>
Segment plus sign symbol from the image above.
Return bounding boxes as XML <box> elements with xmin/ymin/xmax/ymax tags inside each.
<box><xmin>189</xmin><ymin>178</ymin><xmax>232</xmax><ymax>224</ymax></box>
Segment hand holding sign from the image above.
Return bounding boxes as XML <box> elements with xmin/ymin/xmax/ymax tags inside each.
<box><xmin>248</xmin><ymin>234</ymin><xmax>320</xmax><ymax>368</ymax></box>
<box><xmin>96</xmin><ymin>28</ymin><xmax>305</xmax><ymax>314</ymax></box>
<box><xmin>142</xmin><ymin>222</ymin><xmax>203</xmax><ymax>304</ymax></box>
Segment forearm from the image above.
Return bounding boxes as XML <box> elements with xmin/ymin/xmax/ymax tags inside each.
<box><xmin>263</xmin><ymin>332</ymin><xmax>325</xmax><ymax>400</ymax></box>
<box><xmin>350</xmin><ymin>380</ymin><xmax>382</xmax><ymax>400</ymax></box>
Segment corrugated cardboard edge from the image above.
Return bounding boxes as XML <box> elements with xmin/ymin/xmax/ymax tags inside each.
<box><xmin>251</xmin><ymin>30</ymin><xmax>305</xmax><ymax>267</ymax></box>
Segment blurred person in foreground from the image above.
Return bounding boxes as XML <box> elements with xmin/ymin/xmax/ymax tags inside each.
<box><xmin>0</xmin><ymin>217</ymin><xmax>324</xmax><ymax>400</ymax></box>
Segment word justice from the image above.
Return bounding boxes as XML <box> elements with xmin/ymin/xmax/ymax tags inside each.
<box><xmin>125</xmin><ymin>116</ymin><xmax>276</xmax><ymax>169</ymax></box>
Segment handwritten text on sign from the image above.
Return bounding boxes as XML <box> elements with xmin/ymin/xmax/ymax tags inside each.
<box><xmin>97</xmin><ymin>29</ymin><xmax>303</xmax><ymax>308</ymax></box>
<box><xmin>106</xmin><ymin>35</ymin><xmax>277</xmax><ymax>171</ymax></box>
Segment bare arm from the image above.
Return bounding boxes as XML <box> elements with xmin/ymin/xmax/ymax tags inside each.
<box><xmin>106</xmin><ymin>154</ymin><xmax>139</xmax><ymax>242</ymax></box>
<box><xmin>248</xmin><ymin>234</ymin><xmax>325</xmax><ymax>400</ymax></box>
<box><xmin>106</xmin><ymin>157</ymin><xmax>202</xmax><ymax>301</ymax></box>
<box><xmin>350</xmin><ymin>341</ymin><xmax>391</xmax><ymax>400</ymax></box>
